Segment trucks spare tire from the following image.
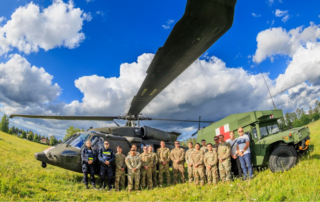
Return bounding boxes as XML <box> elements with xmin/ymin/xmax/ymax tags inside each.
<box><xmin>269</xmin><ymin>145</ymin><xmax>297</xmax><ymax>172</ymax></box>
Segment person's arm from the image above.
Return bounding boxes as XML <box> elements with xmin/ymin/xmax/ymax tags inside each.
<box><xmin>236</xmin><ymin>144</ymin><xmax>240</xmax><ymax>155</ymax></box>
<box><xmin>222</xmin><ymin>144</ymin><xmax>231</xmax><ymax>160</ymax></box>
<box><xmin>125</xmin><ymin>158</ymin><xmax>133</xmax><ymax>170</ymax></box>
<box><xmin>157</xmin><ymin>149</ymin><xmax>162</xmax><ymax>163</ymax></box>
<box><xmin>98</xmin><ymin>149</ymin><xmax>104</xmax><ymax>163</ymax></box>
<box><xmin>147</xmin><ymin>156</ymin><xmax>153</xmax><ymax>167</ymax></box>
<box><xmin>170</xmin><ymin>150</ymin><xmax>175</xmax><ymax>162</ymax></box>
<box><xmin>204</xmin><ymin>155</ymin><xmax>208</xmax><ymax>167</ymax></box>
<box><xmin>93</xmin><ymin>150</ymin><xmax>97</xmax><ymax>162</ymax></box>
<box><xmin>166</xmin><ymin>149</ymin><xmax>171</xmax><ymax>162</ymax></box>
<box><xmin>242</xmin><ymin>137</ymin><xmax>250</xmax><ymax>152</ymax></box>
<box><xmin>178</xmin><ymin>149</ymin><xmax>185</xmax><ymax>162</ymax></box>
<box><xmin>199</xmin><ymin>151</ymin><xmax>204</xmax><ymax>165</ymax></box>
<box><xmin>213</xmin><ymin>151</ymin><xmax>218</xmax><ymax>166</ymax></box>
<box><xmin>185</xmin><ymin>151</ymin><xmax>189</xmax><ymax>164</ymax></box>
<box><xmin>122</xmin><ymin>155</ymin><xmax>127</xmax><ymax>168</ymax></box>
<box><xmin>109</xmin><ymin>150</ymin><xmax>115</xmax><ymax>163</ymax></box>
<box><xmin>81</xmin><ymin>149</ymin><xmax>87</xmax><ymax>163</ymax></box>
<box><xmin>115</xmin><ymin>155</ymin><xmax>122</xmax><ymax>170</ymax></box>
<box><xmin>154</xmin><ymin>153</ymin><xmax>158</xmax><ymax>166</ymax></box>
<box><xmin>136</xmin><ymin>157</ymin><xmax>141</xmax><ymax>169</ymax></box>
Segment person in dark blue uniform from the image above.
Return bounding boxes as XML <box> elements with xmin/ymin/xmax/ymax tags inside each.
<box><xmin>99</xmin><ymin>140</ymin><xmax>115</xmax><ymax>190</ymax></box>
<box><xmin>81</xmin><ymin>140</ymin><xmax>97</xmax><ymax>189</ymax></box>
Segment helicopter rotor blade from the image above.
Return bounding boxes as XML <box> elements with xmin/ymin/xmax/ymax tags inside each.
<box><xmin>149</xmin><ymin>118</ymin><xmax>214</xmax><ymax>123</ymax></box>
<box><xmin>127</xmin><ymin>0</ymin><xmax>237</xmax><ymax>115</ymax></box>
<box><xmin>9</xmin><ymin>114</ymin><xmax>118</xmax><ymax>121</ymax></box>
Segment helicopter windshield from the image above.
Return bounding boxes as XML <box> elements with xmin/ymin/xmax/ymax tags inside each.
<box><xmin>69</xmin><ymin>133</ymin><xmax>90</xmax><ymax>149</ymax></box>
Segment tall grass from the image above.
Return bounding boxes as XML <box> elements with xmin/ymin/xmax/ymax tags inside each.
<box><xmin>0</xmin><ymin>120</ymin><xmax>319</xmax><ymax>201</ymax></box>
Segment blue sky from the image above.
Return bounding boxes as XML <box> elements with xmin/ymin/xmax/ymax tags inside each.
<box><xmin>0</xmin><ymin>0</ymin><xmax>320</xmax><ymax>139</ymax></box>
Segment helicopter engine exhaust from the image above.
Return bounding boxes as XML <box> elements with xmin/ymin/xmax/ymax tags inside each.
<box><xmin>140</xmin><ymin>126</ymin><xmax>179</xmax><ymax>142</ymax></box>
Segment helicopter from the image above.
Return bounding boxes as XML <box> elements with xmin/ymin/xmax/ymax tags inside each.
<box><xmin>9</xmin><ymin>0</ymin><xmax>237</xmax><ymax>173</ymax></box>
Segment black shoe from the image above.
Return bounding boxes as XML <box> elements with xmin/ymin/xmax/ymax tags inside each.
<box><xmin>242</xmin><ymin>177</ymin><xmax>247</xmax><ymax>181</ymax></box>
<box><xmin>85</xmin><ymin>184</ymin><xmax>89</xmax><ymax>189</ymax></box>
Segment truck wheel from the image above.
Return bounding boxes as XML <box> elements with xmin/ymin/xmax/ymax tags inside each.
<box><xmin>269</xmin><ymin>145</ymin><xmax>297</xmax><ymax>173</ymax></box>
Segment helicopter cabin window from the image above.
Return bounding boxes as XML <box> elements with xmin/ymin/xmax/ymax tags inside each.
<box><xmin>260</xmin><ymin>127</ymin><xmax>268</xmax><ymax>137</ymax></box>
<box><xmin>90</xmin><ymin>136</ymin><xmax>100</xmax><ymax>150</ymax></box>
<box><xmin>252</xmin><ymin>128</ymin><xmax>258</xmax><ymax>139</ymax></box>
<box><xmin>267</xmin><ymin>124</ymin><xmax>280</xmax><ymax>135</ymax></box>
<box><xmin>69</xmin><ymin>133</ymin><xmax>90</xmax><ymax>149</ymax></box>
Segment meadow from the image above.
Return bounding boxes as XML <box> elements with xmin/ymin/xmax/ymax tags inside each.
<box><xmin>0</xmin><ymin>120</ymin><xmax>319</xmax><ymax>201</ymax></box>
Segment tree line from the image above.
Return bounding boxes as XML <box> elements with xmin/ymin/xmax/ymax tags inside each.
<box><xmin>0</xmin><ymin>114</ymin><xmax>60</xmax><ymax>146</ymax></box>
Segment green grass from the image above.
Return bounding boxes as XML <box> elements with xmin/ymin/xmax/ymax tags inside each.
<box><xmin>0</xmin><ymin>120</ymin><xmax>320</xmax><ymax>201</ymax></box>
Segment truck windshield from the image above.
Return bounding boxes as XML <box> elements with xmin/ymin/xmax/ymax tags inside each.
<box><xmin>267</xmin><ymin>124</ymin><xmax>280</xmax><ymax>134</ymax></box>
<box><xmin>260</xmin><ymin>127</ymin><xmax>268</xmax><ymax>137</ymax></box>
<box><xmin>69</xmin><ymin>133</ymin><xmax>90</xmax><ymax>149</ymax></box>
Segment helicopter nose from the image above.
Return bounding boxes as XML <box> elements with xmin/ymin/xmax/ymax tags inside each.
<box><xmin>34</xmin><ymin>152</ymin><xmax>49</xmax><ymax>163</ymax></box>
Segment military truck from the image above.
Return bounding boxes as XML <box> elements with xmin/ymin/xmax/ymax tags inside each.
<box><xmin>197</xmin><ymin>109</ymin><xmax>310</xmax><ymax>172</ymax></box>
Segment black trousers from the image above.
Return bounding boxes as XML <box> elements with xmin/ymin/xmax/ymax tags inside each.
<box><xmin>100</xmin><ymin>165</ymin><xmax>114</xmax><ymax>189</ymax></box>
<box><xmin>82</xmin><ymin>163</ymin><xmax>95</xmax><ymax>185</ymax></box>
<box><xmin>231</xmin><ymin>157</ymin><xmax>243</xmax><ymax>178</ymax></box>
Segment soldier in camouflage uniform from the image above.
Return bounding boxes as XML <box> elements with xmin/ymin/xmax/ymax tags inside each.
<box><xmin>170</xmin><ymin>141</ymin><xmax>186</xmax><ymax>184</ymax></box>
<box><xmin>218</xmin><ymin>135</ymin><xmax>231</xmax><ymax>183</ymax></box>
<box><xmin>200</xmin><ymin>139</ymin><xmax>208</xmax><ymax>153</ymax></box>
<box><xmin>125</xmin><ymin>149</ymin><xmax>141</xmax><ymax>192</ymax></box>
<box><xmin>185</xmin><ymin>142</ymin><xmax>194</xmax><ymax>183</ymax></box>
<box><xmin>140</xmin><ymin>146</ymin><xmax>153</xmax><ymax>189</ymax></box>
<box><xmin>148</xmin><ymin>145</ymin><xmax>158</xmax><ymax>186</ymax></box>
<box><xmin>127</xmin><ymin>144</ymin><xmax>140</xmax><ymax>156</ymax></box>
<box><xmin>213</xmin><ymin>136</ymin><xmax>220</xmax><ymax>151</ymax></box>
<box><xmin>157</xmin><ymin>141</ymin><xmax>171</xmax><ymax>186</ymax></box>
<box><xmin>190</xmin><ymin>143</ymin><xmax>205</xmax><ymax>186</ymax></box>
<box><xmin>204</xmin><ymin>143</ymin><xmax>218</xmax><ymax>185</ymax></box>
<box><xmin>115</xmin><ymin>146</ymin><xmax>126</xmax><ymax>191</ymax></box>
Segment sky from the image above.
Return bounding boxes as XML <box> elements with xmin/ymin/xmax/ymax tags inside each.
<box><xmin>0</xmin><ymin>0</ymin><xmax>320</xmax><ymax>140</ymax></box>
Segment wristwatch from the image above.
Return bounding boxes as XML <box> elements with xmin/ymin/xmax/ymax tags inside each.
<box><xmin>241</xmin><ymin>150</ymin><xmax>244</xmax><ymax>153</ymax></box>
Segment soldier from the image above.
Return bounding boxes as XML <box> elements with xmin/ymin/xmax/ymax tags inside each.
<box><xmin>125</xmin><ymin>149</ymin><xmax>141</xmax><ymax>192</ymax></box>
<box><xmin>218</xmin><ymin>135</ymin><xmax>231</xmax><ymax>183</ymax></box>
<box><xmin>185</xmin><ymin>142</ymin><xmax>194</xmax><ymax>184</ymax></box>
<box><xmin>127</xmin><ymin>144</ymin><xmax>140</xmax><ymax>156</ymax></box>
<box><xmin>200</xmin><ymin>139</ymin><xmax>208</xmax><ymax>153</ymax></box>
<box><xmin>213</xmin><ymin>136</ymin><xmax>220</xmax><ymax>151</ymax></box>
<box><xmin>170</xmin><ymin>141</ymin><xmax>185</xmax><ymax>184</ymax></box>
<box><xmin>157</xmin><ymin>141</ymin><xmax>171</xmax><ymax>186</ymax></box>
<box><xmin>98</xmin><ymin>140</ymin><xmax>115</xmax><ymax>190</ymax></box>
<box><xmin>191</xmin><ymin>143</ymin><xmax>205</xmax><ymax>186</ymax></box>
<box><xmin>140</xmin><ymin>146</ymin><xmax>153</xmax><ymax>189</ymax></box>
<box><xmin>81</xmin><ymin>140</ymin><xmax>97</xmax><ymax>189</ymax></box>
<box><xmin>148</xmin><ymin>145</ymin><xmax>158</xmax><ymax>186</ymax></box>
<box><xmin>115</xmin><ymin>146</ymin><xmax>126</xmax><ymax>191</ymax></box>
<box><xmin>204</xmin><ymin>143</ymin><xmax>218</xmax><ymax>185</ymax></box>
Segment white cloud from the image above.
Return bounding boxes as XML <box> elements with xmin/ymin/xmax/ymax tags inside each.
<box><xmin>0</xmin><ymin>0</ymin><xmax>89</xmax><ymax>56</ymax></box>
<box><xmin>252</xmin><ymin>13</ymin><xmax>261</xmax><ymax>17</ymax></box>
<box><xmin>162</xmin><ymin>19</ymin><xmax>174</xmax><ymax>30</ymax></box>
<box><xmin>275</xmin><ymin>9</ymin><xmax>289</xmax><ymax>22</ymax></box>
<box><xmin>253</xmin><ymin>23</ymin><xmax>320</xmax><ymax>63</ymax></box>
<box><xmin>267</xmin><ymin>0</ymin><xmax>282</xmax><ymax>6</ymax></box>
<box><xmin>0</xmin><ymin>16</ymin><xmax>6</xmax><ymax>24</ymax></box>
<box><xmin>86</xmin><ymin>0</ymin><xmax>95</xmax><ymax>2</ymax></box>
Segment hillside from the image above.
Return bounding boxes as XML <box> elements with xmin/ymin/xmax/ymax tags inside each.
<box><xmin>0</xmin><ymin>120</ymin><xmax>320</xmax><ymax>201</ymax></box>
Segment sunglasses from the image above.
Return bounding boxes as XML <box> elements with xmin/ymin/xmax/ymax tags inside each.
<box><xmin>175</xmin><ymin>143</ymin><xmax>180</xmax><ymax>145</ymax></box>
<box><xmin>238</xmin><ymin>130</ymin><xmax>244</xmax><ymax>132</ymax></box>
<box><xmin>104</xmin><ymin>143</ymin><xmax>109</xmax><ymax>145</ymax></box>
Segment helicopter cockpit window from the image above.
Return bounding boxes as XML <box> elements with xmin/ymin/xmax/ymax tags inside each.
<box><xmin>69</xmin><ymin>133</ymin><xmax>90</xmax><ymax>149</ymax></box>
<box><xmin>252</xmin><ymin>129</ymin><xmax>258</xmax><ymax>139</ymax></box>
<box><xmin>90</xmin><ymin>136</ymin><xmax>100</xmax><ymax>150</ymax></box>
<box><xmin>267</xmin><ymin>124</ymin><xmax>280</xmax><ymax>135</ymax></box>
<box><xmin>64</xmin><ymin>134</ymin><xmax>77</xmax><ymax>144</ymax></box>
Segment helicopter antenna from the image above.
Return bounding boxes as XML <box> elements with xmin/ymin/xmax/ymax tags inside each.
<box><xmin>256</xmin><ymin>62</ymin><xmax>277</xmax><ymax>109</ymax></box>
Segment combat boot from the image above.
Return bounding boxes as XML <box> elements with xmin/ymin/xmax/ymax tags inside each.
<box><xmin>85</xmin><ymin>184</ymin><xmax>89</xmax><ymax>189</ymax></box>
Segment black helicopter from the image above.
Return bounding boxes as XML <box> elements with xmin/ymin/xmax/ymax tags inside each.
<box><xmin>10</xmin><ymin>0</ymin><xmax>237</xmax><ymax>173</ymax></box>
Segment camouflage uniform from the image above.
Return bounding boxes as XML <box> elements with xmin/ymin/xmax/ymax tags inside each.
<box><xmin>115</xmin><ymin>153</ymin><xmax>126</xmax><ymax>191</ymax></box>
<box><xmin>170</xmin><ymin>148</ymin><xmax>186</xmax><ymax>184</ymax></box>
<box><xmin>127</xmin><ymin>151</ymin><xmax>140</xmax><ymax>156</ymax></box>
<box><xmin>125</xmin><ymin>154</ymin><xmax>141</xmax><ymax>191</ymax></box>
<box><xmin>140</xmin><ymin>152</ymin><xmax>153</xmax><ymax>189</ymax></box>
<box><xmin>218</xmin><ymin>142</ymin><xmax>231</xmax><ymax>182</ymax></box>
<box><xmin>149</xmin><ymin>152</ymin><xmax>158</xmax><ymax>186</ymax></box>
<box><xmin>204</xmin><ymin>150</ymin><xmax>218</xmax><ymax>184</ymax></box>
<box><xmin>200</xmin><ymin>146</ymin><xmax>208</xmax><ymax>153</ymax></box>
<box><xmin>157</xmin><ymin>147</ymin><xmax>171</xmax><ymax>185</ymax></box>
<box><xmin>190</xmin><ymin>150</ymin><xmax>205</xmax><ymax>185</ymax></box>
<box><xmin>185</xmin><ymin>148</ymin><xmax>194</xmax><ymax>183</ymax></box>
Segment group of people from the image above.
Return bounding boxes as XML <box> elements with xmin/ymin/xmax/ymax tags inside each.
<box><xmin>80</xmin><ymin>127</ymin><xmax>253</xmax><ymax>192</ymax></box>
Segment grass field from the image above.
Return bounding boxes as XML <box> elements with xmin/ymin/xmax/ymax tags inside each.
<box><xmin>0</xmin><ymin>120</ymin><xmax>319</xmax><ymax>201</ymax></box>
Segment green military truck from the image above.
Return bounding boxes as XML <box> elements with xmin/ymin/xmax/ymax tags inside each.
<box><xmin>197</xmin><ymin>109</ymin><xmax>310</xmax><ymax>172</ymax></box>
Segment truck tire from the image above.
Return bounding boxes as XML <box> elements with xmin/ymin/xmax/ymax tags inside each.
<box><xmin>269</xmin><ymin>145</ymin><xmax>297</xmax><ymax>173</ymax></box>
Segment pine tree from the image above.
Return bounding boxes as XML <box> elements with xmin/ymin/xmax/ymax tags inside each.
<box><xmin>0</xmin><ymin>114</ymin><xmax>9</xmax><ymax>133</ymax></box>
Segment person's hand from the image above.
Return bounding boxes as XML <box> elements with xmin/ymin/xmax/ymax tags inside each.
<box><xmin>144</xmin><ymin>166</ymin><xmax>148</xmax><ymax>169</ymax></box>
<box><xmin>175</xmin><ymin>160</ymin><xmax>179</xmax><ymax>164</ymax></box>
<box><xmin>88</xmin><ymin>160</ymin><xmax>93</xmax><ymax>164</ymax></box>
<box><xmin>188</xmin><ymin>163</ymin><xmax>192</xmax><ymax>167</ymax></box>
<box><xmin>194</xmin><ymin>164</ymin><xmax>199</xmax><ymax>168</ymax></box>
<box><xmin>151</xmin><ymin>165</ymin><xmax>154</xmax><ymax>168</ymax></box>
<box><xmin>133</xmin><ymin>168</ymin><xmax>137</xmax><ymax>172</ymax></box>
<box><xmin>121</xmin><ymin>168</ymin><xmax>125</xmax><ymax>171</ymax></box>
<box><xmin>105</xmin><ymin>161</ymin><xmax>110</xmax><ymax>165</ymax></box>
<box><xmin>162</xmin><ymin>161</ymin><xmax>167</xmax><ymax>165</ymax></box>
<box><xmin>207</xmin><ymin>165</ymin><xmax>212</xmax><ymax>169</ymax></box>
